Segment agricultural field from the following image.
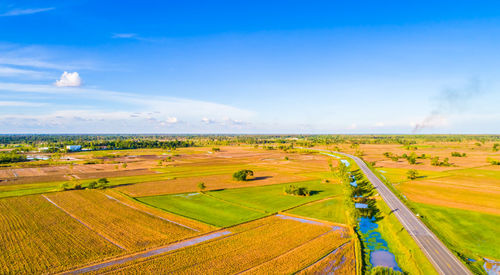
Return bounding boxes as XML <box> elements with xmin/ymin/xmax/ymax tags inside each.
<box><xmin>85</xmin><ymin>215</ymin><xmax>355</xmax><ymax>274</ymax></box>
<box><xmin>287</xmin><ymin>196</ymin><xmax>348</xmax><ymax>225</ymax></box>
<box><xmin>45</xmin><ymin>190</ymin><xmax>200</xmax><ymax>251</ymax></box>
<box><xmin>1</xmin><ymin>135</ymin><xmax>499</xmax><ymax>274</ymax></box>
<box><xmin>0</xmin><ymin>195</ymin><xmax>123</xmax><ymax>274</ymax></box>
<box><xmin>138</xmin><ymin>180</ymin><xmax>343</xmax><ymax>227</ymax></box>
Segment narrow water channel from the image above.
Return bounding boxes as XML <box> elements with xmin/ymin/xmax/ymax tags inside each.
<box><xmin>345</xmin><ymin>160</ymin><xmax>401</xmax><ymax>273</ymax></box>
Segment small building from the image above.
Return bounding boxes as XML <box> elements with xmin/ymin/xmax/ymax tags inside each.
<box><xmin>66</xmin><ymin>145</ymin><xmax>82</xmax><ymax>152</ymax></box>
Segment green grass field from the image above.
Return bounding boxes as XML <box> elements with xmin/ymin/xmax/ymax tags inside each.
<box><xmin>137</xmin><ymin>192</ymin><xmax>266</xmax><ymax>227</ymax></box>
<box><xmin>207</xmin><ymin>180</ymin><xmax>342</xmax><ymax>213</ymax></box>
<box><xmin>286</xmin><ymin>196</ymin><xmax>347</xmax><ymax>224</ymax></box>
<box><xmin>137</xmin><ymin>180</ymin><xmax>343</xmax><ymax>227</ymax></box>
<box><xmin>415</xmin><ymin>202</ymin><xmax>500</xmax><ymax>260</ymax></box>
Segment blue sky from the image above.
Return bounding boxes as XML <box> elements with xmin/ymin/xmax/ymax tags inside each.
<box><xmin>0</xmin><ymin>0</ymin><xmax>499</xmax><ymax>134</ymax></box>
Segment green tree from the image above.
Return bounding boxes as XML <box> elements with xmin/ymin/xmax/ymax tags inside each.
<box><xmin>430</xmin><ymin>156</ymin><xmax>440</xmax><ymax>166</ymax></box>
<box><xmin>493</xmin><ymin>143</ymin><xmax>499</xmax><ymax>152</ymax></box>
<box><xmin>97</xmin><ymin>178</ymin><xmax>110</xmax><ymax>189</ymax></box>
<box><xmin>407</xmin><ymin>169</ymin><xmax>418</xmax><ymax>180</ymax></box>
<box><xmin>232</xmin><ymin>169</ymin><xmax>254</xmax><ymax>181</ymax></box>
<box><xmin>197</xmin><ymin>182</ymin><xmax>206</xmax><ymax>192</ymax></box>
<box><xmin>122</xmin><ymin>162</ymin><xmax>128</xmax><ymax>168</ymax></box>
<box><xmin>87</xmin><ymin>181</ymin><xmax>97</xmax><ymax>189</ymax></box>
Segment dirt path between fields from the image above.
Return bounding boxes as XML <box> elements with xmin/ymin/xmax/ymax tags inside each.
<box><xmin>60</xmin><ymin>230</ymin><xmax>232</xmax><ymax>274</ymax></box>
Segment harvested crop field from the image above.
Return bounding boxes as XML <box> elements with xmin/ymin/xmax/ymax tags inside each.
<box><xmin>0</xmin><ymin>195</ymin><xmax>122</xmax><ymax>274</ymax></box>
<box><xmin>45</xmin><ymin>190</ymin><xmax>198</xmax><ymax>251</ymax></box>
<box><xmin>397</xmin><ymin>172</ymin><xmax>500</xmax><ymax>215</ymax></box>
<box><xmin>86</xmin><ymin>215</ymin><xmax>353</xmax><ymax>274</ymax></box>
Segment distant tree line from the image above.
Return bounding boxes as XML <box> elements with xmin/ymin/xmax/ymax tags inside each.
<box><xmin>0</xmin><ymin>152</ymin><xmax>26</xmax><ymax>164</ymax></box>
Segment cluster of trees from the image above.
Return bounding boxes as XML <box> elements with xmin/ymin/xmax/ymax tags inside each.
<box><xmin>283</xmin><ymin>184</ymin><xmax>310</xmax><ymax>196</ymax></box>
<box><xmin>430</xmin><ymin>156</ymin><xmax>451</xmax><ymax>167</ymax></box>
<box><xmin>383</xmin><ymin>152</ymin><xmax>419</xmax><ymax>164</ymax></box>
<box><xmin>0</xmin><ymin>152</ymin><xmax>26</xmax><ymax>164</ymax></box>
<box><xmin>451</xmin><ymin>152</ymin><xmax>467</xmax><ymax>157</ymax></box>
<box><xmin>232</xmin><ymin>169</ymin><xmax>254</xmax><ymax>181</ymax></box>
<box><xmin>59</xmin><ymin>178</ymin><xmax>110</xmax><ymax>191</ymax></box>
<box><xmin>493</xmin><ymin>143</ymin><xmax>499</xmax><ymax>152</ymax></box>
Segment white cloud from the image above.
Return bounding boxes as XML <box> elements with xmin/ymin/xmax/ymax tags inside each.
<box><xmin>201</xmin><ymin>117</ymin><xmax>215</xmax><ymax>124</ymax></box>
<box><xmin>54</xmin><ymin>71</ymin><xmax>82</xmax><ymax>87</ymax></box>
<box><xmin>374</xmin><ymin>122</ymin><xmax>385</xmax><ymax>127</ymax></box>
<box><xmin>349</xmin><ymin>123</ymin><xmax>357</xmax><ymax>129</ymax></box>
<box><xmin>0</xmin><ymin>7</ymin><xmax>55</xmax><ymax>17</ymax></box>
<box><xmin>112</xmin><ymin>33</ymin><xmax>137</xmax><ymax>39</ymax></box>
<box><xmin>165</xmin><ymin>117</ymin><xmax>178</xmax><ymax>124</ymax></box>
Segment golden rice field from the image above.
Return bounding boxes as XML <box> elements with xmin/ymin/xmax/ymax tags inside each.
<box><xmin>0</xmin><ymin>195</ymin><xmax>122</xmax><ymax>274</ymax></box>
<box><xmin>45</xmin><ymin>190</ymin><xmax>198</xmax><ymax>251</ymax></box>
<box><xmin>88</xmin><ymin>215</ymin><xmax>353</xmax><ymax>274</ymax></box>
<box><xmin>299</xmin><ymin>240</ymin><xmax>356</xmax><ymax>275</ymax></box>
<box><xmin>242</xmin><ymin>226</ymin><xmax>353</xmax><ymax>274</ymax></box>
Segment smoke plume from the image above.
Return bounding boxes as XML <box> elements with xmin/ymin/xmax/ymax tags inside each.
<box><xmin>413</xmin><ymin>79</ymin><xmax>483</xmax><ymax>133</ymax></box>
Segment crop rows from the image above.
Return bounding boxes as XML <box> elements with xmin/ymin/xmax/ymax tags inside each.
<box><xmin>299</xmin><ymin>239</ymin><xmax>356</xmax><ymax>274</ymax></box>
<box><xmin>46</xmin><ymin>190</ymin><xmax>196</xmax><ymax>251</ymax></box>
<box><xmin>0</xmin><ymin>195</ymin><xmax>122</xmax><ymax>274</ymax></box>
<box><xmin>243</xmin><ymin>228</ymin><xmax>352</xmax><ymax>274</ymax></box>
<box><xmin>90</xmin><ymin>216</ymin><xmax>336</xmax><ymax>274</ymax></box>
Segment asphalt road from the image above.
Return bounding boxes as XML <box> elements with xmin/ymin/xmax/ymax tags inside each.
<box><xmin>315</xmin><ymin>149</ymin><xmax>472</xmax><ymax>275</ymax></box>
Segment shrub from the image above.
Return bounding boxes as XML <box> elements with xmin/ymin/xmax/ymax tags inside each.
<box><xmin>451</xmin><ymin>152</ymin><xmax>466</xmax><ymax>157</ymax></box>
<box><xmin>59</xmin><ymin>182</ymin><xmax>70</xmax><ymax>191</ymax></box>
<box><xmin>283</xmin><ymin>184</ymin><xmax>310</xmax><ymax>196</ymax></box>
<box><xmin>370</xmin><ymin>266</ymin><xmax>403</xmax><ymax>275</ymax></box>
<box><xmin>211</xmin><ymin>147</ymin><xmax>220</xmax><ymax>152</ymax></box>
<box><xmin>488</xmin><ymin>158</ymin><xmax>500</xmax><ymax>165</ymax></box>
<box><xmin>232</xmin><ymin>169</ymin><xmax>254</xmax><ymax>181</ymax></box>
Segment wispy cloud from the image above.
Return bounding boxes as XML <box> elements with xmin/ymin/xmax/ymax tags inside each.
<box><xmin>112</xmin><ymin>33</ymin><xmax>137</xmax><ymax>39</ymax></box>
<box><xmin>0</xmin><ymin>100</ymin><xmax>45</xmax><ymax>107</ymax></box>
<box><xmin>0</xmin><ymin>66</ymin><xmax>48</xmax><ymax>78</ymax></box>
<box><xmin>0</xmin><ymin>7</ymin><xmax>55</xmax><ymax>17</ymax></box>
<box><xmin>0</xmin><ymin>81</ymin><xmax>255</xmax><ymax>133</ymax></box>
